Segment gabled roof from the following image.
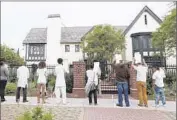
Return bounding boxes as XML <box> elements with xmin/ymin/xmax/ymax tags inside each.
<box><xmin>23</xmin><ymin>26</ymin><xmax>127</xmax><ymax>44</ymax></box>
<box><xmin>60</xmin><ymin>26</ymin><xmax>92</xmax><ymax>43</ymax></box>
<box><xmin>123</xmin><ymin>6</ymin><xmax>162</xmax><ymax>35</ymax></box>
<box><xmin>23</xmin><ymin>28</ymin><xmax>47</xmax><ymax>44</ymax></box>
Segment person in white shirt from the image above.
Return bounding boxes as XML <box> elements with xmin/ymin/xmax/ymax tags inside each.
<box><xmin>93</xmin><ymin>61</ymin><xmax>101</xmax><ymax>94</ymax></box>
<box><xmin>36</xmin><ymin>61</ymin><xmax>47</xmax><ymax>104</ymax></box>
<box><xmin>132</xmin><ymin>58</ymin><xmax>148</xmax><ymax>107</ymax></box>
<box><xmin>85</xmin><ymin>64</ymin><xmax>98</xmax><ymax>105</ymax></box>
<box><xmin>54</xmin><ymin>58</ymin><xmax>68</xmax><ymax>104</ymax></box>
<box><xmin>16</xmin><ymin>62</ymin><xmax>29</xmax><ymax>103</ymax></box>
<box><xmin>152</xmin><ymin>66</ymin><xmax>166</xmax><ymax>107</ymax></box>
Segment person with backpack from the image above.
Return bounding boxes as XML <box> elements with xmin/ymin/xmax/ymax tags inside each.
<box><xmin>85</xmin><ymin>64</ymin><xmax>98</xmax><ymax>105</ymax></box>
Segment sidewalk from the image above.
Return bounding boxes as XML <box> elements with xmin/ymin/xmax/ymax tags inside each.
<box><xmin>2</xmin><ymin>96</ymin><xmax>176</xmax><ymax>112</ymax></box>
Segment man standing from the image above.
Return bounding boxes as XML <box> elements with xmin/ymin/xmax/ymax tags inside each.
<box><xmin>16</xmin><ymin>62</ymin><xmax>29</xmax><ymax>103</ymax></box>
<box><xmin>0</xmin><ymin>59</ymin><xmax>9</xmax><ymax>102</ymax></box>
<box><xmin>54</xmin><ymin>58</ymin><xmax>68</xmax><ymax>105</ymax></box>
<box><xmin>113</xmin><ymin>61</ymin><xmax>130</xmax><ymax>107</ymax></box>
<box><xmin>152</xmin><ymin>66</ymin><xmax>166</xmax><ymax>107</ymax></box>
<box><xmin>132</xmin><ymin>58</ymin><xmax>148</xmax><ymax>107</ymax></box>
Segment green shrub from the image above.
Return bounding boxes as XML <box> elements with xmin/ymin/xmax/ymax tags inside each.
<box><xmin>47</xmin><ymin>74</ymin><xmax>56</xmax><ymax>87</ymax></box>
<box><xmin>5</xmin><ymin>82</ymin><xmax>16</xmax><ymax>94</ymax></box>
<box><xmin>65</xmin><ymin>73</ymin><xmax>73</xmax><ymax>93</ymax></box>
<box><xmin>146</xmin><ymin>77</ymin><xmax>154</xmax><ymax>95</ymax></box>
<box><xmin>16</xmin><ymin>107</ymin><xmax>54</xmax><ymax>120</ymax></box>
<box><xmin>47</xmin><ymin>73</ymin><xmax>73</xmax><ymax>93</ymax></box>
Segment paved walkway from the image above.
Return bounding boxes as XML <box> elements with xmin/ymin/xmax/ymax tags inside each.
<box><xmin>1</xmin><ymin>96</ymin><xmax>176</xmax><ymax>120</ymax></box>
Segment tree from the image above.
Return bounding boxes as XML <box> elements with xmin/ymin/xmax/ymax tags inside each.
<box><xmin>152</xmin><ymin>8</ymin><xmax>176</xmax><ymax>57</ymax></box>
<box><xmin>81</xmin><ymin>24</ymin><xmax>125</xmax><ymax>63</ymax></box>
<box><xmin>0</xmin><ymin>44</ymin><xmax>24</xmax><ymax>65</ymax></box>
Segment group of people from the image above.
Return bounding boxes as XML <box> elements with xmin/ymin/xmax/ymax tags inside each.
<box><xmin>0</xmin><ymin>58</ymin><xmax>68</xmax><ymax>105</ymax></box>
<box><xmin>0</xmin><ymin>57</ymin><xmax>166</xmax><ymax>108</ymax></box>
<box><xmin>113</xmin><ymin>58</ymin><xmax>166</xmax><ymax>107</ymax></box>
<box><xmin>85</xmin><ymin>58</ymin><xmax>166</xmax><ymax>108</ymax></box>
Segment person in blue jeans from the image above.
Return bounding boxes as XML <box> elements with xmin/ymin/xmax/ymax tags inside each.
<box><xmin>113</xmin><ymin>62</ymin><xmax>130</xmax><ymax>107</ymax></box>
<box><xmin>152</xmin><ymin>66</ymin><xmax>166</xmax><ymax>107</ymax></box>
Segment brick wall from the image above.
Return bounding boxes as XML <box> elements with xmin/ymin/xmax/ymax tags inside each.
<box><xmin>72</xmin><ymin>62</ymin><xmax>86</xmax><ymax>98</ymax></box>
<box><xmin>130</xmin><ymin>68</ymin><xmax>138</xmax><ymax>99</ymax></box>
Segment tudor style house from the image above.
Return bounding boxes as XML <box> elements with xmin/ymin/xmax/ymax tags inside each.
<box><xmin>22</xmin><ymin>6</ymin><xmax>176</xmax><ymax>67</ymax></box>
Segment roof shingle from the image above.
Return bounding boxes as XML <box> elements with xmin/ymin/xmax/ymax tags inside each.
<box><xmin>23</xmin><ymin>26</ymin><xmax>127</xmax><ymax>44</ymax></box>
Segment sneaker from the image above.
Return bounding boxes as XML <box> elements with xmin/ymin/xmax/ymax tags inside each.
<box><xmin>1</xmin><ymin>99</ymin><xmax>6</xmax><ymax>102</ymax></box>
<box><xmin>116</xmin><ymin>104</ymin><xmax>123</xmax><ymax>107</ymax></box>
<box><xmin>126</xmin><ymin>105</ymin><xmax>130</xmax><ymax>107</ymax></box>
<box><xmin>138</xmin><ymin>104</ymin><xmax>143</xmax><ymax>107</ymax></box>
<box><xmin>155</xmin><ymin>104</ymin><xmax>160</xmax><ymax>108</ymax></box>
<box><xmin>23</xmin><ymin>100</ymin><xmax>28</xmax><ymax>103</ymax></box>
<box><xmin>144</xmin><ymin>104</ymin><xmax>148</xmax><ymax>107</ymax></box>
<box><xmin>16</xmin><ymin>99</ymin><xmax>20</xmax><ymax>103</ymax></box>
<box><xmin>162</xmin><ymin>104</ymin><xmax>166</xmax><ymax>107</ymax></box>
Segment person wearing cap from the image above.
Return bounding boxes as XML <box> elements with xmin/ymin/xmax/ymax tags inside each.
<box><xmin>132</xmin><ymin>58</ymin><xmax>148</xmax><ymax>107</ymax></box>
<box><xmin>152</xmin><ymin>66</ymin><xmax>166</xmax><ymax>107</ymax></box>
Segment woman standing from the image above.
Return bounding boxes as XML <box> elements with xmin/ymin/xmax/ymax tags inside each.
<box><xmin>36</xmin><ymin>61</ymin><xmax>47</xmax><ymax>104</ymax></box>
<box><xmin>85</xmin><ymin>65</ymin><xmax>98</xmax><ymax>105</ymax></box>
<box><xmin>0</xmin><ymin>59</ymin><xmax>9</xmax><ymax>102</ymax></box>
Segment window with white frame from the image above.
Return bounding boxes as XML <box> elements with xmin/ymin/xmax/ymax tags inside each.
<box><xmin>75</xmin><ymin>45</ymin><xmax>80</xmax><ymax>52</ymax></box>
<box><xmin>65</xmin><ymin>45</ymin><xmax>70</xmax><ymax>52</ymax></box>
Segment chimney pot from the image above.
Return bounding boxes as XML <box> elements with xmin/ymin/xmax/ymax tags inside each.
<box><xmin>48</xmin><ymin>14</ymin><xmax>60</xmax><ymax>18</ymax></box>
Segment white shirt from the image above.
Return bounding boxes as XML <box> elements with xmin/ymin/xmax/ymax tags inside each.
<box><xmin>37</xmin><ymin>68</ymin><xmax>47</xmax><ymax>84</ymax></box>
<box><xmin>93</xmin><ymin>62</ymin><xmax>101</xmax><ymax>85</ymax></box>
<box><xmin>152</xmin><ymin>69</ymin><xmax>166</xmax><ymax>87</ymax></box>
<box><xmin>86</xmin><ymin>69</ymin><xmax>98</xmax><ymax>85</ymax></box>
<box><xmin>133</xmin><ymin>65</ymin><xmax>148</xmax><ymax>82</ymax></box>
<box><xmin>54</xmin><ymin>64</ymin><xmax>68</xmax><ymax>87</ymax></box>
<box><xmin>17</xmin><ymin>66</ymin><xmax>29</xmax><ymax>88</ymax></box>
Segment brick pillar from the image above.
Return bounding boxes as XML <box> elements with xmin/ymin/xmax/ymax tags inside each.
<box><xmin>130</xmin><ymin>68</ymin><xmax>138</xmax><ymax>99</ymax></box>
<box><xmin>72</xmin><ymin>62</ymin><xmax>86</xmax><ymax>98</ymax></box>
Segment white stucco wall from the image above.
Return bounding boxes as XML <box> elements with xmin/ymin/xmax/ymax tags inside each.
<box><xmin>125</xmin><ymin>11</ymin><xmax>161</xmax><ymax>62</ymax></box>
<box><xmin>46</xmin><ymin>15</ymin><xmax>62</xmax><ymax>65</ymax></box>
<box><xmin>61</xmin><ymin>44</ymin><xmax>83</xmax><ymax>65</ymax></box>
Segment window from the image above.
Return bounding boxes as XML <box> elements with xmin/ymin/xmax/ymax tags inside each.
<box><xmin>28</xmin><ymin>44</ymin><xmax>45</xmax><ymax>61</ymax></box>
<box><xmin>65</xmin><ymin>45</ymin><xmax>70</xmax><ymax>52</ymax></box>
<box><xmin>75</xmin><ymin>45</ymin><xmax>80</xmax><ymax>52</ymax></box>
<box><xmin>144</xmin><ymin>15</ymin><xmax>147</xmax><ymax>25</ymax></box>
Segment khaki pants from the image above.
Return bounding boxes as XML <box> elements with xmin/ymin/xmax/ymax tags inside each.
<box><xmin>136</xmin><ymin>81</ymin><xmax>148</xmax><ymax>105</ymax></box>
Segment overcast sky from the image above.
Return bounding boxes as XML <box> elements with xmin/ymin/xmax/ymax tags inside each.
<box><xmin>1</xmin><ymin>2</ymin><xmax>172</xmax><ymax>50</ymax></box>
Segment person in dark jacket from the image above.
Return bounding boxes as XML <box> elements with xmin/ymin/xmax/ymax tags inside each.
<box><xmin>0</xmin><ymin>59</ymin><xmax>9</xmax><ymax>102</ymax></box>
<box><xmin>113</xmin><ymin>61</ymin><xmax>130</xmax><ymax>107</ymax></box>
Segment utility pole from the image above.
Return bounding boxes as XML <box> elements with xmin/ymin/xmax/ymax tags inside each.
<box><xmin>175</xmin><ymin>1</ymin><xmax>177</xmax><ymax>89</ymax></box>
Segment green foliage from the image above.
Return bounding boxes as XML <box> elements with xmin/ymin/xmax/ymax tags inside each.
<box><xmin>5</xmin><ymin>82</ymin><xmax>16</xmax><ymax>94</ymax></box>
<box><xmin>152</xmin><ymin>8</ymin><xmax>176</xmax><ymax>57</ymax></box>
<box><xmin>81</xmin><ymin>24</ymin><xmax>125</xmax><ymax>63</ymax></box>
<box><xmin>47</xmin><ymin>74</ymin><xmax>56</xmax><ymax>87</ymax></box>
<box><xmin>146</xmin><ymin>77</ymin><xmax>154</xmax><ymax>95</ymax></box>
<box><xmin>16</xmin><ymin>107</ymin><xmax>54</xmax><ymax>120</ymax></box>
<box><xmin>65</xmin><ymin>73</ymin><xmax>73</xmax><ymax>93</ymax></box>
<box><xmin>17</xmin><ymin>111</ymin><xmax>33</xmax><ymax>120</ymax></box>
<box><xmin>0</xmin><ymin>44</ymin><xmax>24</xmax><ymax>65</ymax></box>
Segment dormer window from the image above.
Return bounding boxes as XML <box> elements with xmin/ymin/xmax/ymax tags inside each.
<box><xmin>144</xmin><ymin>15</ymin><xmax>147</xmax><ymax>25</ymax></box>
